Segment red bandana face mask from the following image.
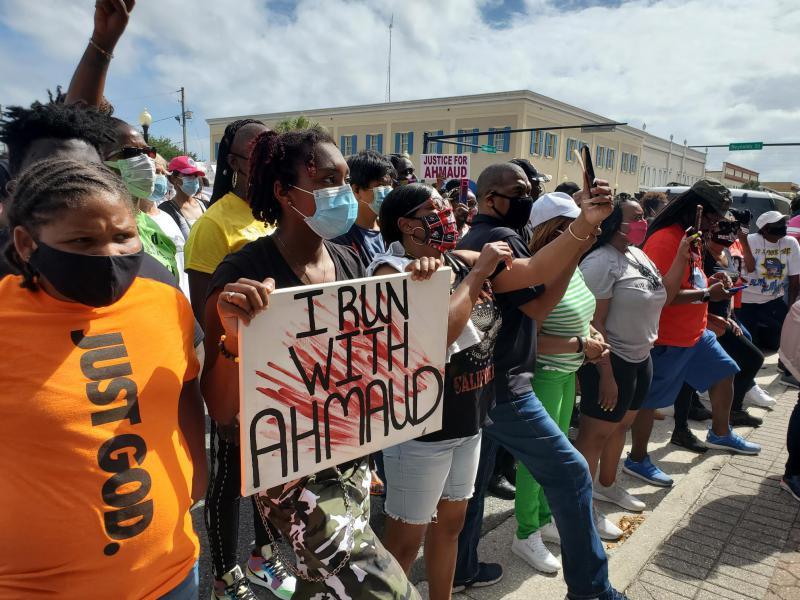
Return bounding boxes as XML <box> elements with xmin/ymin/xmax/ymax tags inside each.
<box><xmin>415</xmin><ymin>208</ymin><xmax>459</xmax><ymax>252</ymax></box>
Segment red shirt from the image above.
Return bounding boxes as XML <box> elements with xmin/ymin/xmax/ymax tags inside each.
<box><xmin>644</xmin><ymin>224</ymin><xmax>708</xmax><ymax>347</ymax></box>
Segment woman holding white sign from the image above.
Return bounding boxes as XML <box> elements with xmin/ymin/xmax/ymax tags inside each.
<box><xmin>202</xmin><ymin>128</ymin><xmax>438</xmax><ymax>600</ymax></box>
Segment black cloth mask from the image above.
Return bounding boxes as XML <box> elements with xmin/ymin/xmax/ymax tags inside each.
<box><xmin>28</xmin><ymin>241</ymin><xmax>143</xmax><ymax>307</ymax></box>
<box><xmin>495</xmin><ymin>196</ymin><xmax>534</xmax><ymax>230</ymax></box>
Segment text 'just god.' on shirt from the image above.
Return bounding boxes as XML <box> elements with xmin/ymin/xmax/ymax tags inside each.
<box><xmin>0</xmin><ymin>258</ymin><xmax>200</xmax><ymax>600</ymax></box>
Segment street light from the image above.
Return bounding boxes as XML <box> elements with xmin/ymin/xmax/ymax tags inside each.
<box><xmin>138</xmin><ymin>108</ymin><xmax>153</xmax><ymax>142</ymax></box>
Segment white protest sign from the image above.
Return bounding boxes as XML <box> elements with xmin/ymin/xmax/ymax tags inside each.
<box><xmin>239</xmin><ymin>270</ymin><xmax>450</xmax><ymax>495</ymax></box>
<box><xmin>420</xmin><ymin>154</ymin><xmax>470</xmax><ymax>180</ymax></box>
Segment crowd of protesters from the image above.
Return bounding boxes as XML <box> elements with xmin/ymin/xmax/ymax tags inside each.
<box><xmin>1</xmin><ymin>2</ymin><xmax>799</xmax><ymax>600</ymax></box>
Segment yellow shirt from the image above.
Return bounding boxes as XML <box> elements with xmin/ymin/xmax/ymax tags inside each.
<box><xmin>184</xmin><ymin>192</ymin><xmax>272</xmax><ymax>274</ymax></box>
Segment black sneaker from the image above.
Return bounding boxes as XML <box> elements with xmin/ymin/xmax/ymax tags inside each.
<box><xmin>453</xmin><ymin>562</ymin><xmax>503</xmax><ymax>593</ymax></box>
<box><xmin>488</xmin><ymin>473</ymin><xmax>516</xmax><ymax>500</ymax></box>
<box><xmin>670</xmin><ymin>427</ymin><xmax>708</xmax><ymax>453</ymax></box>
<box><xmin>688</xmin><ymin>404</ymin><xmax>712</xmax><ymax>421</ymax></box>
<box><xmin>730</xmin><ymin>409</ymin><xmax>763</xmax><ymax>428</ymax></box>
<box><xmin>782</xmin><ymin>372</ymin><xmax>800</xmax><ymax>389</ymax></box>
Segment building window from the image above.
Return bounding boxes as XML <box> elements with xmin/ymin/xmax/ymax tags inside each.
<box><xmin>566</xmin><ymin>138</ymin><xmax>578</xmax><ymax>162</ymax></box>
<box><xmin>488</xmin><ymin>127</ymin><xmax>511</xmax><ymax>153</ymax></box>
<box><xmin>394</xmin><ymin>131</ymin><xmax>414</xmax><ymax>154</ymax></box>
<box><xmin>596</xmin><ymin>145</ymin><xmax>606</xmax><ymax>169</ymax></box>
<box><xmin>544</xmin><ymin>133</ymin><xmax>557</xmax><ymax>158</ymax></box>
<box><xmin>365</xmin><ymin>133</ymin><xmax>384</xmax><ymax>153</ymax></box>
<box><xmin>621</xmin><ymin>152</ymin><xmax>629</xmax><ymax>173</ymax></box>
<box><xmin>339</xmin><ymin>134</ymin><xmax>356</xmax><ymax>155</ymax></box>
<box><xmin>423</xmin><ymin>131</ymin><xmax>444</xmax><ymax>154</ymax></box>
<box><xmin>629</xmin><ymin>155</ymin><xmax>638</xmax><ymax>174</ymax></box>
<box><xmin>606</xmin><ymin>149</ymin><xmax>616</xmax><ymax>170</ymax></box>
<box><xmin>531</xmin><ymin>130</ymin><xmax>544</xmax><ymax>156</ymax></box>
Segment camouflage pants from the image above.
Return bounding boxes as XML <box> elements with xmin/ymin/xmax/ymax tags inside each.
<box><xmin>257</xmin><ymin>458</ymin><xmax>421</xmax><ymax>600</ymax></box>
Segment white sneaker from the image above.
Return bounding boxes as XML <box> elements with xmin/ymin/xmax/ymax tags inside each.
<box><xmin>593</xmin><ymin>481</ymin><xmax>646</xmax><ymax>512</ymax></box>
<box><xmin>593</xmin><ymin>505</ymin><xmax>623</xmax><ymax>540</ymax></box>
<box><xmin>540</xmin><ymin>521</ymin><xmax>561</xmax><ymax>544</ymax></box>
<box><xmin>511</xmin><ymin>531</ymin><xmax>561</xmax><ymax>573</ymax></box>
<box><xmin>745</xmin><ymin>385</ymin><xmax>777</xmax><ymax>409</ymax></box>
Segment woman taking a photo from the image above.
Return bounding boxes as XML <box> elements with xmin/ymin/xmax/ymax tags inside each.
<box><xmin>577</xmin><ymin>197</ymin><xmax>689</xmax><ymax>514</ymax></box>
<box><xmin>202</xmin><ymin>128</ymin><xmax>434</xmax><ymax>600</ymax></box>
<box><xmin>0</xmin><ymin>159</ymin><xmax>206</xmax><ymax>599</ymax></box>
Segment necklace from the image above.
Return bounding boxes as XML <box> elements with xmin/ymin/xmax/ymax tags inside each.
<box><xmin>274</xmin><ymin>234</ymin><xmax>331</xmax><ymax>285</ymax></box>
<box><xmin>625</xmin><ymin>247</ymin><xmax>662</xmax><ymax>292</ymax></box>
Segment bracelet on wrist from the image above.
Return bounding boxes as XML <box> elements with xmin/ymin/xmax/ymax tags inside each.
<box><xmin>89</xmin><ymin>38</ymin><xmax>114</xmax><ymax>60</ymax></box>
<box><xmin>568</xmin><ymin>222</ymin><xmax>591</xmax><ymax>242</ymax></box>
<box><xmin>218</xmin><ymin>334</ymin><xmax>239</xmax><ymax>363</ymax></box>
<box><xmin>576</xmin><ymin>336</ymin><xmax>585</xmax><ymax>354</ymax></box>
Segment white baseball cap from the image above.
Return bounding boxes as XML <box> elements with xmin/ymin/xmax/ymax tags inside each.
<box><xmin>529</xmin><ymin>192</ymin><xmax>580</xmax><ymax>228</ymax></box>
<box><xmin>755</xmin><ymin>210</ymin><xmax>786</xmax><ymax>230</ymax></box>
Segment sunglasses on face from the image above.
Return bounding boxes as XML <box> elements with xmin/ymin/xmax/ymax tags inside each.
<box><xmin>108</xmin><ymin>146</ymin><xmax>157</xmax><ymax>160</ymax></box>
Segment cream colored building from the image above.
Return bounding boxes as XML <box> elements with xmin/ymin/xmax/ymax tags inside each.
<box><xmin>207</xmin><ymin>90</ymin><xmax>707</xmax><ymax>194</ymax></box>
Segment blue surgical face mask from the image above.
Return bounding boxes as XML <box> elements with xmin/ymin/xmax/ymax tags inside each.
<box><xmin>180</xmin><ymin>176</ymin><xmax>200</xmax><ymax>197</ymax></box>
<box><xmin>290</xmin><ymin>183</ymin><xmax>358</xmax><ymax>239</ymax></box>
<box><xmin>149</xmin><ymin>174</ymin><xmax>168</xmax><ymax>202</ymax></box>
<box><xmin>370</xmin><ymin>185</ymin><xmax>392</xmax><ymax>215</ymax></box>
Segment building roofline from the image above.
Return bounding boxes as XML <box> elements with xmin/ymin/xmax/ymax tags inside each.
<box><xmin>205</xmin><ymin>89</ymin><xmax>700</xmax><ymax>158</ymax></box>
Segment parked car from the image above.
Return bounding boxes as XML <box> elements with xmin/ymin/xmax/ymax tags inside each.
<box><xmin>646</xmin><ymin>186</ymin><xmax>790</xmax><ymax>230</ymax></box>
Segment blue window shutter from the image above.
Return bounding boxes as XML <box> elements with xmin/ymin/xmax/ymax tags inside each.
<box><xmin>530</xmin><ymin>132</ymin><xmax>535</xmax><ymax>155</ymax></box>
<box><xmin>488</xmin><ymin>128</ymin><xmax>496</xmax><ymax>149</ymax></box>
<box><xmin>436</xmin><ymin>130</ymin><xmax>444</xmax><ymax>154</ymax></box>
<box><xmin>457</xmin><ymin>129</ymin><xmax>465</xmax><ymax>154</ymax></box>
<box><xmin>407</xmin><ymin>131</ymin><xmax>414</xmax><ymax>154</ymax></box>
<box><xmin>340</xmin><ymin>135</ymin><xmax>347</xmax><ymax>150</ymax></box>
<box><xmin>366</xmin><ymin>134</ymin><xmax>372</xmax><ymax>150</ymax></box>
<box><xmin>472</xmin><ymin>128</ymin><xmax>479</xmax><ymax>154</ymax></box>
<box><xmin>377</xmin><ymin>134</ymin><xmax>383</xmax><ymax>154</ymax></box>
<box><xmin>214</xmin><ymin>142</ymin><xmax>220</xmax><ymax>160</ymax></box>
<box><xmin>502</xmin><ymin>127</ymin><xmax>511</xmax><ymax>152</ymax></box>
<box><xmin>351</xmin><ymin>135</ymin><xmax>357</xmax><ymax>153</ymax></box>
<box><xmin>394</xmin><ymin>132</ymin><xmax>401</xmax><ymax>153</ymax></box>
<box><xmin>552</xmin><ymin>134</ymin><xmax>558</xmax><ymax>158</ymax></box>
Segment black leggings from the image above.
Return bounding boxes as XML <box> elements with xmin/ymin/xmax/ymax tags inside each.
<box><xmin>674</xmin><ymin>328</ymin><xmax>764</xmax><ymax>428</ymax></box>
<box><xmin>787</xmin><ymin>392</ymin><xmax>800</xmax><ymax>477</ymax></box>
<box><xmin>204</xmin><ymin>422</ymin><xmax>270</xmax><ymax>579</ymax></box>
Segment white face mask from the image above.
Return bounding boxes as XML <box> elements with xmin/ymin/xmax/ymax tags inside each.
<box><xmin>105</xmin><ymin>155</ymin><xmax>156</xmax><ymax>199</ymax></box>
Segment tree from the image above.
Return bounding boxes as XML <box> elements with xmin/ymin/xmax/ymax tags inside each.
<box><xmin>274</xmin><ymin>115</ymin><xmax>323</xmax><ymax>132</ymax></box>
<box><xmin>742</xmin><ymin>180</ymin><xmax>761</xmax><ymax>190</ymax></box>
<box><xmin>149</xmin><ymin>135</ymin><xmax>198</xmax><ymax>163</ymax></box>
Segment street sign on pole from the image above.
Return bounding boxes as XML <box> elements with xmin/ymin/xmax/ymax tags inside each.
<box><xmin>480</xmin><ymin>144</ymin><xmax>497</xmax><ymax>154</ymax></box>
<box><xmin>729</xmin><ymin>142</ymin><xmax>763</xmax><ymax>151</ymax></box>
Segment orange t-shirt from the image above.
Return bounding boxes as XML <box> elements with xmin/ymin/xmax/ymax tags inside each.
<box><xmin>0</xmin><ymin>267</ymin><xmax>200</xmax><ymax>599</ymax></box>
<box><xmin>644</xmin><ymin>224</ymin><xmax>708</xmax><ymax>347</ymax></box>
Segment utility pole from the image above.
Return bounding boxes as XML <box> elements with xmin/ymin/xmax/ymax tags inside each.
<box><xmin>385</xmin><ymin>15</ymin><xmax>393</xmax><ymax>103</ymax></box>
<box><xmin>180</xmin><ymin>86</ymin><xmax>187</xmax><ymax>154</ymax></box>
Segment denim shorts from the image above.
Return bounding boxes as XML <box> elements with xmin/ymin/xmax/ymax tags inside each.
<box><xmin>382</xmin><ymin>433</ymin><xmax>482</xmax><ymax>524</ymax></box>
<box><xmin>642</xmin><ymin>329</ymin><xmax>740</xmax><ymax>410</ymax></box>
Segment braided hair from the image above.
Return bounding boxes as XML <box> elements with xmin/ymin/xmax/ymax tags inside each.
<box><xmin>210</xmin><ymin>118</ymin><xmax>265</xmax><ymax>204</ymax></box>
<box><xmin>247</xmin><ymin>127</ymin><xmax>335</xmax><ymax>227</ymax></box>
<box><xmin>0</xmin><ymin>102</ymin><xmax>116</xmax><ymax>175</ymax></box>
<box><xmin>4</xmin><ymin>158</ymin><xmax>131</xmax><ymax>290</ymax></box>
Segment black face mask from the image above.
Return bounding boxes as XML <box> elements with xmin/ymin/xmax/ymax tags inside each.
<box><xmin>28</xmin><ymin>241</ymin><xmax>144</xmax><ymax>307</ymax></box>
<box><xmin>765</xmin><ymin>225</ymin><xmax>787</xmax><ymax>238</ymax></box>
<box><xmin>493</xmin><ymin>194</ymin><xmax>534</xmax><ymax>229</ymax></box>
<box><xmin>711</xmin><ymin>236</ymin><xmax>736</xmax><ymax>248</ymax></box>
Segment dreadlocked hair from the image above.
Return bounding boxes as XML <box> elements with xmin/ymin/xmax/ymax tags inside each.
<box><xmin>247</xmin><ymin>127</ymin><xmax>335</xmax><ymax>227</ymax></box>
<box><xmin>4</xmin><ymin>158</ymin><xmax>131</xmax><ymax>290</ymax></box>
<box><xmin>0</xmin><ymin>102</ymin><xmax>117</xmax><ymax>175</ymax></box>
<box><xmin>210</xmin><ymin>118</ymin><xmax>265</xmax><ymax>204</ymax></box>
<box><xmin>644</xmin><ymin>188</ymin><xmax>713</xmax><ymax>244</ymax></box>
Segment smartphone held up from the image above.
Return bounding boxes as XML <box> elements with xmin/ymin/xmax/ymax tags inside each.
<box><xmin>573</xmin><ymin>145</ymin><xmax>610</xmax><ymax>206</ymax></box>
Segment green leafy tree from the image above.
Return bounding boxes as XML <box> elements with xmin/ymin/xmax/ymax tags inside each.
<box><xmin>149</xmin><ymin>135</ymin><xmax>198</xmax><ymax>162</ymax></box>
<box><xmin>274</xmin><ymin>115</ymin><xmax>323</xmax><ymax>132</ymax></box>
<box><xmin>742</xmin><ymin>180</ymin><xmax>761</xmax><ymax>190</ymax></box>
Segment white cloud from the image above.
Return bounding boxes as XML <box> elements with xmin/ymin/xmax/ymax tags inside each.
<box><xmin>1</xmin><ymin>0</ymin><xmax>798</xmax><ymax>180</ymax></box>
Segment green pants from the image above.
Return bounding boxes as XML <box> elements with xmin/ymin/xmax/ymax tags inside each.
<box><xmin>514</xmin><ymin>368</ymin><xmax>576</xmax><ymax>539</ymax></box>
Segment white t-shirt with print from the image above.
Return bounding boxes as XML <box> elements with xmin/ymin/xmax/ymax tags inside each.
<box><xmin>741</xmin><ymin>233</ymin><xmax>800</xmax><ymax>305</ymax></box>
<box><xmin>150</xmin><ymin>209</ymin><xmax>190</xmax><ymax>300</ymax></box>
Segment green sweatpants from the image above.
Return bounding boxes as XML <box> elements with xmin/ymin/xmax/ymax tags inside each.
<box><xmin>514</xmin><ymin>367</ymin><xmax>576</xmax><ymax>539</ymax></box>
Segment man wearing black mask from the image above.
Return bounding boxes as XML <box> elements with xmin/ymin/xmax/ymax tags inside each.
<box><xmin>452</xmin><ymin>163</ymin><xmax>631</xmax><ymax>600</ymax></box>
<box><xmin>739</xmin><ymin>210</ymin><xmax>800</xmax><ymax>355</ymax></box>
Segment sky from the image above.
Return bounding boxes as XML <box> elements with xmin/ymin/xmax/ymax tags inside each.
<box><xmin>0</xmin><ymin>0</ymin><xmax>798</xmax><ymax>182</ymax></box>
